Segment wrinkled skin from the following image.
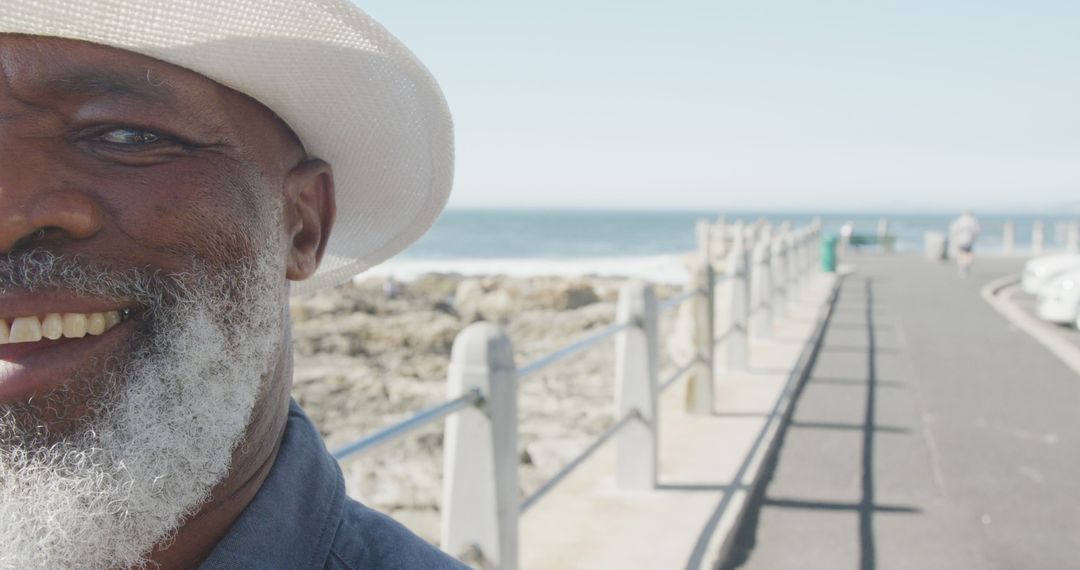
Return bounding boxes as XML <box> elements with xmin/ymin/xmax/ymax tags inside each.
<box><xmin>0</xmin><ymin>34</ymin><xmax>335</xmax><ymax>568</ymax></box>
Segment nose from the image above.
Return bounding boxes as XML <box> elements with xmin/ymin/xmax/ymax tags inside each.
<box><xmin>0</xmin><ymin>141</ymin><xmax>105</xmax><ymax>253</ymax></box>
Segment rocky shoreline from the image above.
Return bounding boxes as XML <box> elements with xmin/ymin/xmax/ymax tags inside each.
<box><xmin>290</xmin><ymin>273</ymin><xmax>687</xmax><ymax>543</ymax></box>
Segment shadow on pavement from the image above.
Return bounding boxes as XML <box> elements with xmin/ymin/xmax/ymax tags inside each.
<box><xmin>722</xmin><ymin>278</ymin><xmax>919</xmax><ymax>570</ymax></box>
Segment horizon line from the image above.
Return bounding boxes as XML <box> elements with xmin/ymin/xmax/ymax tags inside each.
<box><xmin>441</xmin><ymin>206</ymin><xmax>1075</xmax><ymax>217</ymax></box>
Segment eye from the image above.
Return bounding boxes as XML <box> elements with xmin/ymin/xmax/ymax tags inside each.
<box><xmin>98</xmin><ymin>128</ymin><xmax>162</xmax><ymax>145</ymax></box>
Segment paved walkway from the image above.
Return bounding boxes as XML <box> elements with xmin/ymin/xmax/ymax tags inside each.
<box><xmin>725</xmin><ymin>255</ymin><xmax>1080</xmax><ymax>570</ymax></box>
<box><xmin>520</xmin><ymin>273</ymin><xmax>839</xmax><ymax>570</ymax></box>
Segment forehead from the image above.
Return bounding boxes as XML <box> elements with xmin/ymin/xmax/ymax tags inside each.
<box><xmin>1</xmin><ymin>35</ymin><xmax>219</xmax><ymax>109</ymax></box>
<box><xmin>0</xmin><ymin>34</ymin><xmax>300</xmax><ymax>154</ymax></box>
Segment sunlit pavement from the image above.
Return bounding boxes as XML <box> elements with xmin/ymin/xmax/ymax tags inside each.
<box><xmin>724</xmin><ymin>255</ymin><xmax>1080</xmax><ymax>570</ymax></box>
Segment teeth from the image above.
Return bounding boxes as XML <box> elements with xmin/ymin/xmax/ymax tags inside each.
<box><xmin>0</xmin><ymin>310</ymin><xmax>129</xmax><ymax>345</ymax></box>
<box><xmin>41</xmin><ymin>313</ymin><xmax>63</xmax><ymax>340</ymax></box>
<box><xmin>9</xmin><ymin>317</ymin><xmax>42</xmax><ymax>343</ymax></box>
<box><xmin>63</xmin><ymin>314</ymin><xmax>88</xmax><ymax>338</ymax></box>
<box><xmin>87</xmin><ymin>313</ymin><xmax>106</xmax><ymax>336</ymax></box>
<box><xmin>104</xmin><ymin>311</ymin><xmax>120</xmax><ymax>329</ymax></box>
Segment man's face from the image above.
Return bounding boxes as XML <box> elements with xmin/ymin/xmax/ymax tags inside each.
<box><xmin>0</xmin><ymin>35</ymin><xmax>305</xmax><ymax>411</ymax></box>
<box><xmin>0</xmin><ymin>35</ymin><xmax>305</xmax><ymax>567</ymax></box>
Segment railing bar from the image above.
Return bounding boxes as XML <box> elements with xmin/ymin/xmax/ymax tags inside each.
<box><xmin>519</xmin><ymin>411</ymin><xmax>641</xmax><ymax>513</ymax></box>
<box><xmin>749</xmin><ymin>302</ymin><xmax>769</xmax><ymax>315</ymax></box>
<box><xmin>517</xmin><ymin>321</ymin><xmax>632</xmax><ymax>379</ymax></box>
<box><xmin>658</xmin><ymin>360</ymin><xmax>696</xmax><ymax>393</ymax></box>
<box><xmin>332</xmin><ymin>388</ymin><xmax>482</xmax><ymax>462</ymax></box>
<box><xmin>714</xmin><ymin>327</ymin><xmax>734</xmax><ymax>346</ymax></box>
<box><xmin>658</xmin><ymin>289</ymin><xmax>699</xmax><ymax>313</ymax></box>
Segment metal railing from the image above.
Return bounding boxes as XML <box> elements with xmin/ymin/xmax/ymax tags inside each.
<box><xmin>327</xmin><ymin>217</ymin><xmax>824</xmax><ymax>569</ymax></box>
<box><xmin>658</xmin><ymin>359</ymin><xmax>697</xmax><ymax>393</ymax></box>
<box><xmin>516</xmin><ymin>320</ymin><xmax>632</xmax><ymax>380</ymax></box>
<box><xmin>333</xmin><ymin>287</ymin><xmax>698</xmax><ymax>463</ymax></box>
<box><xmin>519</xmin><ymin>410</ymin><xmax>641</xmax><ymax>513</ymax></box>
<box><xmin>332</xmin><ymin>389</ymin><xmax>483</xmax><ymax>461</ymax></box>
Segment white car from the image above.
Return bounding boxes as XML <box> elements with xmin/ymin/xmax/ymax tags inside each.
<box><xmin>1036</xmin><ymin>267</ymin><xmax>1080</xmax><ymax>327</ymax></box>
<box><xmin>1022</xmin><ymin>253</ymin><xmax>1080</xmax><ymax>295</ymax></box>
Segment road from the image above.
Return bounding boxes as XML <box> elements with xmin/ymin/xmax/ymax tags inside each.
<box><xmin>724</xmin><ymin>255</ymin><xmax>1080</xmax><ymax>570</ymax></box>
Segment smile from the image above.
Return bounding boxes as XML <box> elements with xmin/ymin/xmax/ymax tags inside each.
<box><xmin>0</xmin><ymin>309</ymin><xmax>134</xmax><ymax>344</ymax></box>
<box><xmin>0</xmin><ymin>301</ymin><xmax>139</xmax><ymax>404</ymax></box>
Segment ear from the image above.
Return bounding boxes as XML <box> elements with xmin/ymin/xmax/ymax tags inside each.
<box><xmin>282</xmin><ymin>159</ymin><xmax>336</xmax><ymax>281</ymax></box>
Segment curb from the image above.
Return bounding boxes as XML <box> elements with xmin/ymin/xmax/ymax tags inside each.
<box><xmin>980</xmin><ymin>274</ymin><xmax>1080</xmax><ymax>377</ymax></box>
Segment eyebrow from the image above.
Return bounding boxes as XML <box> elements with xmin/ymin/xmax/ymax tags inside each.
<box><xmin>40</xmin><ymin>69</ymin><xmax>177</xmax><ymax>106</ymax></box>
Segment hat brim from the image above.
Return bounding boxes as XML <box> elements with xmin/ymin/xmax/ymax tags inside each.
<box><xmin>1</xmin><ymin>0</ymin><xmax>454</xmax><ymax>296</ymax></box>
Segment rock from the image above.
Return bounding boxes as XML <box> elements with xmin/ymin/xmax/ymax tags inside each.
<box><xmin>545</xmin><ymin>283</ymin><xmax>600</xmax><ymax>310</ymax></box>
<box><xmin>454</xmin><ymin>278</ymin><xmax>516</xmax><ymax>322</ymax></box>
<box><xmin>406</xmin><ymin>274</ymin><xmax>462</xmax><ymax>300</ymax></box>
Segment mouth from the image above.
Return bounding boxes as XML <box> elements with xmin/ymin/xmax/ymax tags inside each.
<box><xmin>0</xmin><ymin>309</ymin><xmax>135</xmax><ymax>346</ymax></box>
<box><xmin>0</xmin><ymin>303</ymin><xmax>141</xmax><ymax>405</ymax></box>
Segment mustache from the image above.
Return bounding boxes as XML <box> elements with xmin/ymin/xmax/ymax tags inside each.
<box><xmin>0</xmin><ymin>250</ymin><xmax>162</xmax><ymax>301</ymax></box>
<box><xmin>0</xmin><ymin>249</ymin><xmax>254</xmax><ymax>312</ymax></box>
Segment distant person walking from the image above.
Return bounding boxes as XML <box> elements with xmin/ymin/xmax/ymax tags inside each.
<box><xmin>949</xmin><ymin>210</ymin><xmax>981</xmax><ymax>276</ymax></box>
<box><xmin>839</xmin><ymin>221</ymin><xmax>855</xmax><ymax>254</ymax></box>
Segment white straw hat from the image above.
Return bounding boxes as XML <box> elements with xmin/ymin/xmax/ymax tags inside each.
<box><xmin>0</xmin><ymin>0</ymin><xmax>454</xmax><ymax>296</ymax></box>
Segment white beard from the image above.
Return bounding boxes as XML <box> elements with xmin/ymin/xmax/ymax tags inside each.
<box><xmin>0</xmin><ymin>245</ymin><xmax>285</xmax><ymax>569</ymax></box>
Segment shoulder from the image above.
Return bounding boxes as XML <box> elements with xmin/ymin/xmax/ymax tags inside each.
<box><xmin>326</xmin><ymin>497</ymin><xmax>468</xmax><ymax>570</ymax></box>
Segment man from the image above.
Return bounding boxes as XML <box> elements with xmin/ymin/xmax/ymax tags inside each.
<box><xmin>949</xmin><ymin>210</ymin><xmax>981</xmax><ymax>276</ymax></box>
<box><xmin>839</xmin><ymin>220</ymin><xmax>854</xmax><ymax>254</ymax></box>
<box><xmin>0</xmin><ymin>1</ymin><xmax>463</xmax><ymax>568</ymax></box>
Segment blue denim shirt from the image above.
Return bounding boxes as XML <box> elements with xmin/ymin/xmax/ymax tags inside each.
<box><xmin>201</xmin><ymin>400</ymin><xmax>467</xmax><ymax>569</ymax></box>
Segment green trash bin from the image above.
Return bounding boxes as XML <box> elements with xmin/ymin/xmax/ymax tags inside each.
<box><xmin>821</xmin><ymin>235</ymin><xmax>838</xmax><ymax>273</ymax></box>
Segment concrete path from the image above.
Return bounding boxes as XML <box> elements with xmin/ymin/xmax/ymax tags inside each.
<box><xmin>520</xmin><ymin>273</ymin><xmax>838</xmax><ymax>570</ymax></box>
<box><xmin>725</xmin><ymin>255</ymin><xmax>1080</xmax><ymax>570</ymax></box>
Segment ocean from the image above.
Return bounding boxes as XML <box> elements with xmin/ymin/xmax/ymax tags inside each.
<box><xmin>365</xmin><ymin>210</ymin><xmax>1076</xmax><ymax>283</ymax></box>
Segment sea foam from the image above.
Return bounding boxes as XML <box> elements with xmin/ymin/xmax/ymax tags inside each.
<box><xmin>359</xmin><ymin>255</ymin><xmax>693</xmax><ymax>285</ymax></box>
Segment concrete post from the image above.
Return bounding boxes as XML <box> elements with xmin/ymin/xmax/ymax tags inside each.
<box><xmin>730</xmin><ymin>219</ymin><xmax>748</xmax><ymax>285</ymax></box>
<box><xmin>796</xmin><ymin>229</ymin><xmax>809</xmax><ymax>285</ymax></box>
<box><xmin>875</xmin><ymin>218</ymin><xmax>889</xmax><ymax>253</ymax></box>
<box><xmin>812</xmin><ymin>218</ymin><xmax>823</xmax><ymax>269</ymax></box>
<box><xmin>744</xmin><ymin>221</ymin><xmax>757</xmax><ymax>243</ymax></box>
<box><xmin>695</xmin><ymin>219</ymin><xmax>712</xmax><ymax>262</ymax></box>
<box><xmin>442</xmin><ymin>323</ymin><xmax>519</xmax><ymax>569</ymax></box>
<box><xmin>732</xmin><ymin>219</ymin><xmax>745</xmax><ymax>245</ymax></box>
<box><xmin>740</xmin><ymin>221</ymin><xmax>756</xmax><ymax>300</ymax></box>
<box><xmin>1068</xmin><ymin>223</ymin><xmax>1080</xmax><ymax>253</ymax></box>
<box><xmin>686</xmin><ymin>260</ymin><xmax>714</xmax><ymax>414</ymax></box>
<box><xmin>924</xmin><ymin>232</ymin><xmax>947</xmax><ymax>261</ymax></box>
<box><xmin>1003</xmin><ymin>221</ymin><xmax>1015</xmax><ymax>255</ymax></box>
<box><xmin>770</xmin><ymin>235</ymin><xmax>787</xmax><ymax>318</ymax></box>
<box><xmin>713</xmin><ymin>216</ymin><xmax>728</xmax><ymax>261</ymax></box>
<box><xmin>804</xmin><ymin>229</ymin><xmax>813</xmax><ymax>274</ymax></box>
<box><xmin>750</xmin><ymin>239</ymin><xmax>772</xmax><ymax>339</ymax></box>
<box><xmin>787</xmin><ymin>230</ymin><xmax>801</xmax><ymax>290</ymax></box>
<box><xmin>615</xmin><ymin>281</ymin><xmax>658</xmax><ymax>490</ymax></box>
<box><xmin>719</xmin><ymin>231</ymin><xmax>749</xmax><ymax>371</ymax></box>
<box><xmin>784</xmin><ymin>231</ymin><xmax>799</xmax><ymax>306</ymax></box>
<box><xmin>1033</xmin><ymin>221</ymin><xmax>1045</xmax><ymax>255</ymax></box>
<box><xmin>761</xmin><ymin>222</ymin><xmax>774</xmax><ymax>248</ymax></box>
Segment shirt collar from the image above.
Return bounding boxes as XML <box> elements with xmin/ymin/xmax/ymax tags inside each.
<box><xmin>200</xmin><ymin>400</ymin><xmax>345</xmax><ymax>568</ymax></box>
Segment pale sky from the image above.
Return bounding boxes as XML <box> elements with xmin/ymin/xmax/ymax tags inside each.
<box><xmin>361</xmin><ymin>1</ymin><xmax>1080</xmax><ymax>213</ymax></box>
